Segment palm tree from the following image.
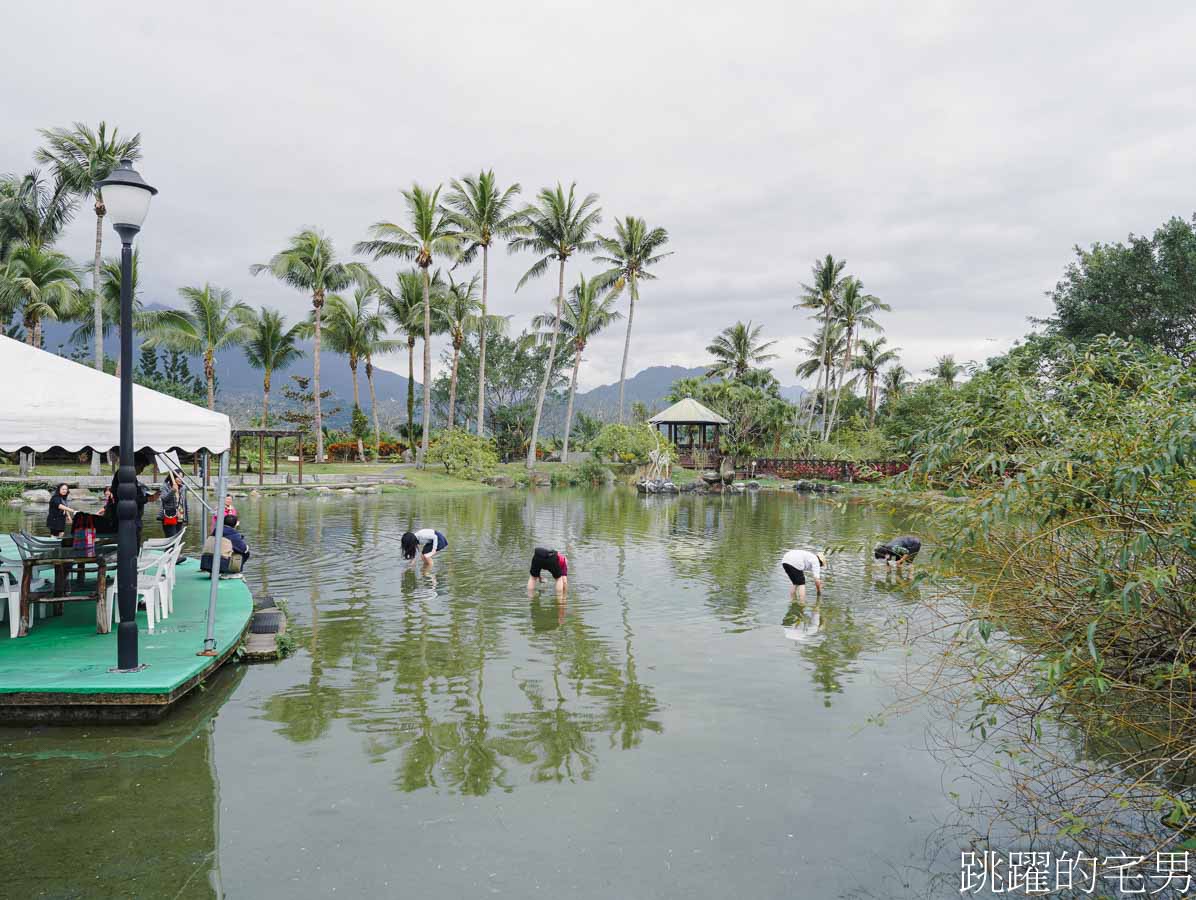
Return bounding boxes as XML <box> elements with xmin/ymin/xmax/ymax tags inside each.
<box><xmin>795</xmin><ymin>322</ymin><xmax>847</xmax><ymax>435</ymax></box>
<box><xmin>436</xmin><ymin>273</ymin><xmax>506</xmax><ymax>429</ymax></box>
<box><xmin>930</xmin><ymin>354</ymin><xmax>962</xmax><ymax>387</ymax></box>
<box><xmin>853</xmin><ymin>337</ymin><xmax>900</xmax><ymax>426</ymax></box>
<box><xmin>0</xmin><ymin>170</ymin><xmax>77</xmax><ymax>259</ymax></box>
<box><xmin>593</xmin><ymin>216</ymin><xmax>671</xmax><ymax>422</ymax></box>
<box><xmin>378</xmin><ymin>269</ymin><xmax>446</xmax><ymax>444</ymax></box>
<box><xmin>65</xmin><ymin>252</ymin><xmax>149</xmax><ymax>376</ymax></box>
<box><xmin>244</xmin><ymin>307</ymin><xmax>305</xmax><ymax>426</ymax></box>
<box><xmin>705</xmin><ymin>321</ymin><xmax>778</xmax><ymax>381</ymax></box>
<box><xmin>508</xmin><ymin>184</ymin><xmax>602</xmax><ymax>468</ymax></box>
<box><xmin>531</xmin><ymin>274</ymin><xmax>621</xmax><ymax>462</ymax></box>
<box><xmin>250</xmin><ymin>229</ymin><xmax>370</xmax><ymax>462</ymax></box>
<box><xmin>882</xmin><ymin>365</ymin><xmax>911</xmax><ymax>405</ymax></box>
<box><xmin>443</xmin><ymin>171</ymin><xmax>523</xmax><ymax>436</ymax></box>
<box><xmin>0</xmin><ymin>245</ymin><xmax>79</xmax><ymax>346</ymax></box>
<box><xmin>35</xmin><ymin>123</ymin><xmax>141</xmax><ymax>377</ymax></box>
<box><xmin>355</xmin><ymin>184</ymin><xmax>460</xmax><ymax>467</ymax></box>
<box><xmin>321</xmin><ymin>288</ymin><xmax>396</xmax><ymax>461</ymax></box>
<box><xmin>825</xmin><ymin>277</ymin><xmax>889</xmax><ymax>439</ymax></box>
<box><xmin>142</xmin><ymin>284</ymin><xmax>254</xmax><ymax>410</ymax></box>
<box><xmin>796</xmin><ymin>254</ymin><xmax>847</xmax><ymax>432</ymax></box>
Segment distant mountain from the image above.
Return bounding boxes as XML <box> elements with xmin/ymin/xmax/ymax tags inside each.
<box><xmin>572</xmin><ymin>365</ymin><xmax>710</xmax><ymax>418</ymax></box>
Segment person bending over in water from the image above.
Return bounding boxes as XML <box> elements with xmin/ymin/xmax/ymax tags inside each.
<box><xmin>780</xmin><ymin>548</ymin><xmax>825</xmax><ymax>603</ymax></box>
<box><xmin>401</xmin><ymin>528</ymin><xmax>448</xmax><ymax>565</ymax></box>
<box><xmin>874</xmin><ymin>535</ymin><xmax>921</xmax><ymax>569</ymax></box>
<box><xmin>527</xmin><ymin>546</ymin><xmax>568</xmax><ymax>597</ymax></box>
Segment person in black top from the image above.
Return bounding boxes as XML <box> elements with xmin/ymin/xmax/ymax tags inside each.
<box><xmin>46</xmin><ymin>483</ymin><xmax>76</xmax><ymax>538</ymax></box>
<box><xmin>873</xmin><ymin>535</ymin><xmax>922</xmax><ymax>569</ymax></box>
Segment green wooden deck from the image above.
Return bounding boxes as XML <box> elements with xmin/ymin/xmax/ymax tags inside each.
<box><xmin>0</xmin><ymin>558</ymin><xmax>252</xmax><ymax>721</ymax></box>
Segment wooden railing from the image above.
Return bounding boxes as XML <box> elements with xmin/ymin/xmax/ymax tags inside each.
<box><xmin>743</xmin><ymin>458</ymin><xmax>909</xmax><ymax>482</ymax></box>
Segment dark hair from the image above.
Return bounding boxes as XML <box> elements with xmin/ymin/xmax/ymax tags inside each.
<box><xmin>223</xmin><ymin>514</ymin><xmax>239</xmax><ymax>529</ymax></box>
<box><xmin>56</xmin><ymin>482</ymin><xmax>69</xmax><ymax>495</ymax></box>
<box><xmin>401</xmin><ymin>531</ymin><xmax>419</xmax><ymax>560</ymax></box>
<box><xmin>873</xmin><ymin>545</ymin><xmax>890</xmax><ymax>560</ymax></box>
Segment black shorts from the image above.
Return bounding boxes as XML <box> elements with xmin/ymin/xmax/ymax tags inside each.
<box><xmin>530</xmin><ymin>549</ymin><xmax>565</xmax><ymax>580</ymax></box>
<box><xmin>782</xmin><ymin>563</ymin><xmax>806</xmax><ymax>586</ymax></box>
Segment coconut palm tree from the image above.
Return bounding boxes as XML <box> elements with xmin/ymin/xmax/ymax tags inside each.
<box><xmin>508</xmin><ymin>183</ymin><xmax>602</xmax><ymax>469</ymax></box>
<box><xmin>0</xmin><ymin>244</ymin><xmax>79</xmax><ymax>347</ymax></box>
<box><xmin>795</xmin><ymin>322</ymin><xmax>847</xmax><ymax>435</ymax></box>
<box><xmin>321</xmin><ymin>288</ymin><xmax>397</xmax><ymax>461</ymax></box>
<box><xmin>853</xmin><ymin>337</ymin><xmax>900</xmax><ymax>426</ymax></box>
<box><xmin>35</xmin><ymin>123</ymin><xmax>141</xmax><ymax>376</ymax></box>
<box><xmin>250</xmin><ymin>229</ymin><xmax>370</xmax><ymax>462</ymax></box>
<box><xmin>593</xmin><ymin>216</ymin><xmax>671</xmax><ymax>422</ymax></box>
<box><xmin>436</xmin><ymin>273</ymin><xmax>507</xmax><ymax>429</ymax></box>
<box><xmin>532</xmin><ymin>274</ymin><xmax>621</xmax><ymax>462</ymax></box>
<box><xmin>796</xmin><ymin>254</ymin><xmax>847</xmax><ymax>431</ymax></box>
<box><xmin>824</xmin><ymin>278</ymin><xmax>889</xmax><ymax>439</ymax></box>
<box><xmin>882</xmin><ymin>365</ymin><xmax>911</xmax><ymax>405</ymax></box>
<box><xmin>443</xmin><ymin>171</ymin><xmax>523</xmax><ymax>436</ymax></box>
<box><xmin>142</xmin><ymin>284</ymin><xmax>254</xmax><ymax>410</ymax></box>
<box><xmin>64</xmin><ymin>251</ymin><xmax>151</xmax><ymax>376</ymax></box>
<box><xmin>355</xmin><ymin>184</ymin><xmax>460</xmax><ymax>467</ymax></box>
<box><xmin>0</xmin><ymin>170</ymin><xmax>77</xmax><ymax>259</ymax></box>
<box><xmin>705</xmin><ymin>321</ymin><xmax>778</xmax><ymax>381</ymax></box>
<box><xmin>930</xmin><ymin>354</ymin><xmax>963</xmax><ymax>387</ymax></box>
<box><xmin>244</xmin><ymin>307</ymin><xmax>305</xmax><ymax>426</ymax></box>
<box><xmin>378</xmin><ymin>269</ymin><xmax>446</xmax><ymax>444</ymax></box>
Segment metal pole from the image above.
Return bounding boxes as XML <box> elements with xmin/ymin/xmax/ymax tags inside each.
<box><xmin>114</xmin><ymin>230</ymin><xmax>140</xmax><ymax>671</ymax></box>
<box><xmin>200</xmin><ymin>449</ymin><xmax>228</xmax><ymax>656</ymax></box>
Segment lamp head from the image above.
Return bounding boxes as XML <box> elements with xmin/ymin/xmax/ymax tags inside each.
<box><xmin>97</xmin><ymin>158</ymin><xmax>157</xmax><ymax>240</ymax></box>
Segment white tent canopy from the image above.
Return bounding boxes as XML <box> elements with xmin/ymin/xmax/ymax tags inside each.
<box><xmin>0</xmin><ymin>336</ymin><xmax>231</xmax><ymax>454</ymax></box>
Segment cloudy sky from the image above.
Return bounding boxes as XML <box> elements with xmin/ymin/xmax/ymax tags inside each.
<box><xmin>6</xmin><ymin>1</ymin><xmax>1195</xmax><ymax>390</ymax></box>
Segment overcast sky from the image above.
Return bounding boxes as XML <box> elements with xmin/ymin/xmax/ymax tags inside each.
<box><xmin>6</xmin><ymin>1</ymin><xmax>1195</xmax><ymax>390</ymax></box>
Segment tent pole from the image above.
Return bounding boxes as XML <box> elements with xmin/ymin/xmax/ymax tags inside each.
<box><xmin>199</xmin><ymin>449</ymin><xmax>228</xmax><ymax>656</ymax></box>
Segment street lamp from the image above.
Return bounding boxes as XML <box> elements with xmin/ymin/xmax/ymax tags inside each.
<box><xmin>96</xmin><ymin>158</ymin><xmax>157</xmax><ymax>672</ymax></box>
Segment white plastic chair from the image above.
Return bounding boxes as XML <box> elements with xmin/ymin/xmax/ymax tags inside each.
<box><xmin>108</xmin><ymin>549</ymin><xmax>171</xmax><ymax>633</ymax></box>
<box><xmin>142</xmin><ymin>533</ymin><xmax>184</xmax><ymax>609</ymax></box>
<box><xmin>1</xmin><ymin>568</ymin><xmax>20</xmax><ymax>639</ymax></box>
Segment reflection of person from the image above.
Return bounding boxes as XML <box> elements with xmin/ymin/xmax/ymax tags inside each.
<box><xmin>527</xmin><ymin>547</ymin><xmax>568</xmax><ymax>597</ymax></box>
<box><xmin>401</xmin><ymin>528</ymin><xmax>448</xmax><ymax>564</ymax></box>
<box><xmin>781</xmin><ymin>548</ymin><xmax>825</xmax><ymax>602</ymax></box>
<box><xmin>874</xmin><ymin>536</ymin><xmax>921</xmax><ymax>569</ymax></box>
<box><xmin>782</xmin><ymin>601</ymin><xmax>822</xmax><ymax>642</ymax></box>
<box><xmin>46</xmin><ymin>483</ymin><xmax>76</xmax><ymax>538</ymax></box>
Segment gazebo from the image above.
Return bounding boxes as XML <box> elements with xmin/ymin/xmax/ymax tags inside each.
<box><xmin>649</xmin><ymin>397</ymin><xmax>728</xmax><ymax>463</ymax></box>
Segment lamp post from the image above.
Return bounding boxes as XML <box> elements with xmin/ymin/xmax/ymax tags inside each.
<box><xmin>96</xmin><ymin>158</ymin><xmax>157</xmax><ymax>672</ymax></box>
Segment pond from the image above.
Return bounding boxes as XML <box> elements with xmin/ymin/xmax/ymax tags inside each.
<box><xmin>1</xmin><ymin>487</ymin><xmax>985</xmax><ymax>898</ymax></box>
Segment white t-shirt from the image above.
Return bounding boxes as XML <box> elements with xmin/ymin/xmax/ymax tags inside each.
<box><xmin>414</xmin><ymin>528</ymin><xmax>439</xmax><ymax>551</ymax></box>
<box><xmin>781</xmin><ymin>549</ymin><xmax>822</xmax><ymax>582</ymax></box>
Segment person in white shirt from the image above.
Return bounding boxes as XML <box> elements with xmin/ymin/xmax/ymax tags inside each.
<box><xmin>780</xmin><ymin>548</ymin><xmax>825</xmax><ymax>602</ymax></box>
<box><xmin>401</xmin><ymin>528</ymin><xmax>448</xmax><ymax>565</ymax></box>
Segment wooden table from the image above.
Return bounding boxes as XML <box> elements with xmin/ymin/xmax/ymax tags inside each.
<box><xmin>18</xmin><ymin>548</ymin><xmax>116</xmax><ymax>637</ymax></box>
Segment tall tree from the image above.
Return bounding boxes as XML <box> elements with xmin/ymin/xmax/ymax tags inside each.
<box><xmin>796</xmin><ymin>254</ymin><xmax>847</xmax><ymax>432</ymax></box>
<box><xmin>356</xmin><ymin>184</ymin><xmax>460</xmax><ymax>467</ymax></box>
<box><xmin>244</xmin><ymin>307</ymin><xmax>305</xmax><ymax>426</ymax></box>
<box><xmin>705</xmin><ymin>321</ymin><xmax>778</xmax><ymax>381</ymax></box>
<box><xmin>35</xmin><ymin>123</ymin><xmax>141</xmax><ymax>374</ymax></box>
<box><xmin>322</xmin><ymin>287</ymin><xmax>396</xmax><ymax>460</ymax></box>
<box><xmin>881</xmin><ymin>364</ymin><xmax>910</xmax><ymax>405</ymax></box>
<box><xmin>378</xmin><ymin>269</ymin><xmax>445</xmax><ymax>444</ymax></box>
<box><xmin>443</xmin><ymin>171</ymin><xmax>523</xmax><ymax>436</ymax></box>
<box><xmin>824</xmin><ymin>277</ymin><xmax>888</xmax><ymax>439</ymax></box>
<box><xmin>795</xmin><ymin>321</ymin><xmax>846</xmax><ymax>434</ymax></box>
<box><xmin>0</xmin><ymin>245</ymin><xmax>79</xmax><ymax>347</ymax></box>
<box><xmin>66</xmin><ymin>251</ymin><xmax>146</xmax><ymax>376</ymax></box>
<box><xmin>853</xmin><ymin>337</ymin><xmax>900</xmax><ymax>426</ymax></box>
<box><xmin>930</xmin><ymin>354</ymin><xmax>963</xmax><ymax>387</ymax></box>
<box><xmin>251</xmin><ymin>229</ymin><xmax>370</xmax><ymax>461</ymax></box>
<box><xmin>142</xmin><ymin>284</ymin><xmax>254</xmax><ymax>410</ymax></box>
<box><xmin>508</xmin><ymin>183</ymin><xmax>602</xmax><ymax>469</ymax></box>
<box><xmin>593</xmin><ymin>216</ymin><xmax>671</xmax><ymax>422</ymax></box>
<box><xmin>0</xmin><ymin>170</ymin><xmax>77</xmax><ymax>258</ymax></box>
<box><xmin>436</xmin><ymin>273</ymin><xmax>506</xmax><ymax>429</ymax></box>
<box><xmin>532</xmin><ymin>274</ymin><xmax>621</xmax><ymax>461</ymax></box>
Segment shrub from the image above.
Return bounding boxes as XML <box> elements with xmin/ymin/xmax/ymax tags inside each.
<box><xmin>427</xmin><ymin>429</ymin><xmax>498</xmax><ymax>481</ymax></box>
<box><xmin>592</xmin><ymin>423</ymin><xmax>658</xmax><ymax>465</ymax></box>
<box><xmin>576</xmin><ymin>457</ymin><xmax>614</xmax><ymax>485</ymax></box>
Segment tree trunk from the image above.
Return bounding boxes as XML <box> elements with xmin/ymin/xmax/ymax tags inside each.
<box><xmin>562</xmin><ymin>345</ymin><xmax>581</xmax><ymax>463</ymax></box>
<box><xmin>527</xmin><ymin>259</ymin><xmax>566</xmax><ymax>469</ymax></box>
<box><xmin>476</xmin><ymin>243</ymin><xmax>489</xmax><ymax>436</ymax></box>
<box><xmin>262</xmin><ymin>371</ymin><xmax>271</xmax><ymax>426</ymax></box>
<box><xmin>406</xmin><ymin>337</ymin><xmax>416</xmax><ymax>444</ymax></box>
<box><xmin>351</xmin><ymin>357</ymin><xmax>364</xmax><ymax>462</ymax></box>
<box><xmin>312</xmin><ymin>291</ymin><xmax>325</xmax><ymax>462</ymax></box>
<box><xmin>616</xmin><ymin>276</ymin><xmax>637</xmax><ymax>424</ymax></box>
<box><xmin>817</xmin><ymin>299</ymin><xmax>833</xmax><ymax>440</ymax></box>
<box><xmin>867</xmin><ymin>374</ymin><xmax>876</xmax><ymax>427</ymax></box>
<box><xmin>366</xmin><ymin>356</ymin><xmax>380</xmax><ymax>456</ymax></box>
<box><xmin>24</xmin><ymin>314</ymin><xmax>34</xmax><ymax>347</ymax></box>
<box><xmin>204</xmin><ymin>350</ymin><xmax>215</xmax><ymax>411</ymax></box>
<box><xmin>418</xmin><ymin>266</ymin><xmax>432</xmax><ymax>469</ymax></box>
<box><xmin>448</xmin><ymin>340</ymin><xmax>461</xmax><ymax>429</ymax></box>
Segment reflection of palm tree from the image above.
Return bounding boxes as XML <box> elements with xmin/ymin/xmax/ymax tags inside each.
<box><xmin>799</xmin><ymin>600</ymin><xmax>875</xmax><ymax>707</ymax></box>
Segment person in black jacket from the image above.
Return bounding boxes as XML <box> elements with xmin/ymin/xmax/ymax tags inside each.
<box><xmin>873</xmin><ymin>535</ymin><xmax>922</xmax><ymax>569</ymax></box>
<box><xmin>46</xmin><ymin>483</ymin><xmax>76</xmax><ymax>538</ymax></box>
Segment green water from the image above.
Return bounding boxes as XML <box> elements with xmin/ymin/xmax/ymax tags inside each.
<box><xmin>0</xmin><ymin>488</ymin><xmax>970</xmax><ymax>898</ymax></box>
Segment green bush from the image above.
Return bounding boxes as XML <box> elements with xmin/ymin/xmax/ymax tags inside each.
<box><xmin>576</xmin><ymin>457</ymin><xmax>614</xmax><ymax>485</ymax></box>
<box><xmin>427</xmin><ymin>429</ymin><xmax>499</xmax><ymax>481</ymax></box>
<box><xmin>592</xmin><ymin>423</ymin><xmax>659</xmax><ymax>465</ymax></box>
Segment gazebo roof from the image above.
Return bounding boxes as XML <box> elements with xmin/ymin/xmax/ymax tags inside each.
<box><xmin>649</xmin><ymin>397</ymin><xmax>729</xmax><ymax>425</ymax></box>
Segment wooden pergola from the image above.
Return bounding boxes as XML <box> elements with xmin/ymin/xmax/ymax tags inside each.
<box><xmin>232</xmin><ymin>428</ymin><xmax>303</xmax><ymax>484</ymax></box>
<box><xmin>649</xmin><ymin>398</ymin><xmax>728</xmax><ymax>458</ymax></box>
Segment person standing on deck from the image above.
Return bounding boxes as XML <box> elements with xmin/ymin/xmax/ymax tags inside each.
<box><xmin>159</xmin><ymin>471</ymin><xmax>187</xmax><ymax>539</ymax></box>
<box><xmin>46</xmin><ymin>483</ymin><xmax>76</xmax><ymax>539</ymax></box>
<box><xmin>780</xmin><ymin>548</ymin><xmax>825</xmax><ymax>603</ymax></box>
